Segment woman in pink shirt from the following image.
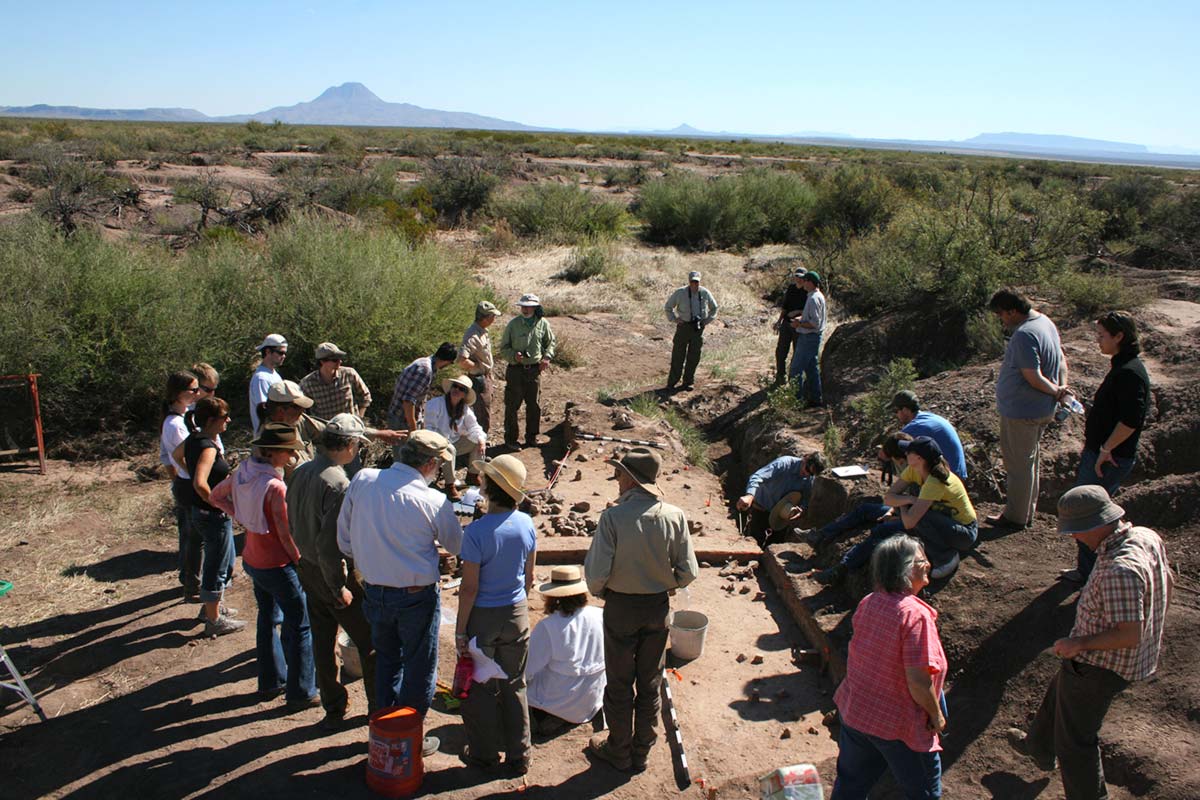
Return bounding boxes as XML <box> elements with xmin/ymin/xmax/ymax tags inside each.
<box><xmin>211</xmin><ymin>423</ymin><xmax>316</xmax><ymax>709</ymax></box>
<box><xmin>831</xmin><ymin>534</ymin><xmax>947</xmax><ymax>800</ymax></box>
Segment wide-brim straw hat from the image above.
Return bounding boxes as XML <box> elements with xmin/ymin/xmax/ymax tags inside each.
<box><xmin>472</xmin><ymin>454</ymin><xmax>527</xmax><ymax>504</ymax></box>
<box><xmin>442</xmin><ymin>374</ymin><xmax>477</xmax><ymax>406</ymax></box>
<box><xmin>1058</xmin><ymin>485</ymin><xmax>1125</xmax><ymax>535</ymax></box>
<box><xmin>768</xmin><ymin>491</ymin><xmax>807</xmax><ymax>532</ymax></box>
<box><xmin>251</xmin><ymin>422</ymin><xmax>308</xmax><ymax>450</ymax></box>
<box><xmin>539</xmin><ymin>565</ymin><xmax>587</xmax><ymax>597</ymax></box>
<box><xmin>606</xmin><ymin>446</ymin><xmax>664</xmax><ymax>498</ymax></box>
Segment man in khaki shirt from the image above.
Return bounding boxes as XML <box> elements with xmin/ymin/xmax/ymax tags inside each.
<box><xmin>457</xmin><ymin>300</ymin><xmax>500</xmax><ymax>434</ymax></box>
<box><xmin>584</xmin><ymin>448</ymin><xmax>698</xmax><ymax>773</ymax></box>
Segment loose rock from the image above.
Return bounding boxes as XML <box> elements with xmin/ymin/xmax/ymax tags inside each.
<box><xmin>780</xmin><ymin>728</ymin><xmax>792</xmax><ymax>740</ymax></box>
<box><xmin>571</xmin><ymin>501</ymin><xmax>591</xmax><ymax>513</ymax></box>
<box><xmin>735</xmin><ymin>653</ymin><xmax>747</xmax><ymax>663</ymax></box>
<box><xmin>750</xmin><ymin>654</ymin><xmax>764</xmax><ymax>665</ymax></box>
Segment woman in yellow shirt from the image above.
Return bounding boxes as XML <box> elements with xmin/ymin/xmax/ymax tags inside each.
<box><xmin>887</xmin><ymin>436</ymin><xmax>978</xmax><ymax>580</ymax></box>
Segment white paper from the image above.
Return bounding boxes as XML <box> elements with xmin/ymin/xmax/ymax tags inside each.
<box><xmin>831</xmin><ymin>465</ymin><xmax>869</xmax><ymax>478</ymax></box>
<box><xmin>468</xmin><ymin>637</ymin><xmax>509</xmax><ymax>682</ymax></box>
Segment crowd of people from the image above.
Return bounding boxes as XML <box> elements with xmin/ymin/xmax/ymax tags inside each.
<box><xmin>154</xmin><ymin>277</ymin><xmax>1170</xmax><ymax>799</ymax></box>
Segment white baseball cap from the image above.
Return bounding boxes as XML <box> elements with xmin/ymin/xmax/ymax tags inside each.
<box><xmin>688</xmin><ymin>271</ymin><xmax>701</xmax><ymax>282</ymax></box>
<box><xmin>257</xmin><ymin>333</ymin><xmax>288</xmax><ymax>352</ymax></box>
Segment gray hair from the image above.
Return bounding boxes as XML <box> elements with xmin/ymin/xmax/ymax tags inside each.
<box><xmin>395</xmin><ymin>441</ymin><xmax>434</xmax><ymax>469</ymax></box>
<box><xmin>871</xmin><ymin>534</ymin><xmax>925</xmax><ymax>593</ymax></box>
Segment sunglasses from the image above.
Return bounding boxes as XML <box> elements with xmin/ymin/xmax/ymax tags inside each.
<box><xmin>199</xmin><ymin>384</ymin><xmax>216</xmax><ymax>393</ymax></box>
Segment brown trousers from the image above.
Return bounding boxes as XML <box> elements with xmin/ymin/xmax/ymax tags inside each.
<box><xmin>504</xmin><ymin>364</ymin><xmax>542</xmax><ymax>445</ymax></box>
<box><xmin>463</xmin><ymin>601</ymin><xmax>532</xmax><ymax>764</ymax></box>
<box><xmin>470</xmin><ymin>374</ymin><xmax>492</xmax><ymax>433</ymax></box>
<box><xmin>296</xmin><ymin>558</ymin><xmax>377</xmax><ymax>716</ymax></box>
<box><xmin>602</xmin><ymin>591</ymin><xmax>670</xmax><ymax>762</ymax></box>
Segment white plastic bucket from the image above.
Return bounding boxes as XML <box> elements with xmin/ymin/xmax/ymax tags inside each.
<box><xmin>669</xmin><ymin>610</ymin><xmax>709</xmax><ymax>661</ymax></box>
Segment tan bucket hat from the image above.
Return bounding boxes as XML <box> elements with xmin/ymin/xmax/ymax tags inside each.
<box><xmin>607</xmin><ymin>447</ymin><xmax>664</xmax><ymax>497</ymax></box>
<box><xmin>267</xmin><ymin>380</ymin><xmax>314</xmax><ymax>408</ymax></box>
<box><xmin>326</xmin><ymin>413</ymin><xmax>370</xmax><ymax>443</ymax></box>
<box><xmin>442</xmin><ymin>374</ymin><xmax>477</xmax><ymax>406</ymax></box>
<box><xmin>538</xmin><ymin>565</ymin><xmax>587</xmax><ymax>597</ymax></box>
<box><xmin>1057</xmin><ymin>485</ymin><xmax>1125</xmax><ymax>535</ymax></box>
<box><xmin>408</xmin><ymin>429</ymin><xmax>454</xmax><ymax>463</ymax></box>
<box><xmin>768</xmin><ymin>491</ymin><xmax>807</xmax><ymax>532</ymax></box>
<box><xmin>472</xmin><ymin>454</ymin><xmax>527</xmax><ymax>504</ymax></box>
<box><xmin>314</xmin><ymin>342</ymin><xmax>347</xmax><ymax>361</ymax></box>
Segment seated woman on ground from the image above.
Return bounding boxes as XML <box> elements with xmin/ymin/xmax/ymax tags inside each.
<box><xmin>526</xmin><ymin>565</ymin><xmax>606</xmax><ymax>737</ymax></box>
<box><xmin>890</xmin><ymin>435</ymin><xmax>978</xmax><ymax>580</ymax></box>
<box><xmin>423</xmin><ymin>375</ymin><xmax>486</xmax><ymax>500</ymax></box>
<box><xmin>810</xmin><ymin>432</ymin><xmax>917</xmax><ymax>587</ymax></box>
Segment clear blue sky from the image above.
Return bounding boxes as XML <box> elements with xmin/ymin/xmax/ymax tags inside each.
<box><xmin>7</xmin><ymin>0</ymin><xmax>1199</xmax><ymax>149</ymax></box>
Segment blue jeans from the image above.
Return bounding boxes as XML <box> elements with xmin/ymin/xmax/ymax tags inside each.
<box><xmin>243</xmin><ymin>562</ymin><xmax>315</xmax><ymax>702</ymax></box>
<box><xmin>789</xmin><ymin>333</ymin><xmax>823</xmax><ymax>404</ymax></box>
<box><xmin>363</xmin><ymin>583</ymin><xmax>440</xmax><ymax>715</ymax></box>
<box><xmin>912</xmin><ymin>510</ymin><xmax>978</xmax><ymax>565</ymax></box>
<box><xmin>191</xmin><ymin>507</ymin><xmax>235</xmax><ymax>604</ymax></box>
<box><xmin>841</xmin><ymin>518</ymin><xmax>907</xmax><ymax>571</ymax></box>
<box><xmin>818</xmin><ymin>503</ymin><xmax>891</xmax><ymax>543</ymax></box>
<box><xmin>831</xmin><ymin>718</ymin><xmax>943</xmax><ymax>799</ymax></box>
<box><xmin>1073</xmin><ymin>448</ymin><xmax>1136</xmax><ymax>580</ymax></box>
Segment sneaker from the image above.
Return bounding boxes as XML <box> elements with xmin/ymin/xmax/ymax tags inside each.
<box><xmin>422</xmin><ymin>736</ymin><xmax>440</xmax><ymax>758</ymax></box>
<box><xmin>204</xmin><ymin>616</ymin><xmax>247</xmax><ymax>637</ymax></box>
<box><xmin>197</xmin><ymin>604</ymin><xmax>239</xmax><ymax>621</ymax></box>
<box><xmin>588</xmin><ymin>735</ymin><xmax>632</xmax><ymax>771</ymax></box>
<box><xmin>813</xmin><ymin>564</ymin><xmax>846</xmax><ymax>586</ymax></box>
<box><xmin>1006</xmin><ymin>727</ymin><xmax>1056</xmax><ymax>771</ymax></box>
<box><xmin>1057</xmin><ymin>568</ymin><xmax>1084</xmax><ymax>584</ymax></box>
<box><xmin>930</xmin><ymin>553</ymin><xmax>960</xmax><ymax>580</ymax></box>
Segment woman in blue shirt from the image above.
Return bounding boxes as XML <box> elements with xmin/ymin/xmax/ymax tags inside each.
<box><xmin>455</xmin><ymin>454</ymin><xmax>537</xmax><ymax>775</ymax></box>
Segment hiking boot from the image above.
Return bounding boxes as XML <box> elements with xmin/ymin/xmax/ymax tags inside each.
<box><xmin>204</xmin><ymin>616</ymin><xmax>247</xmax><ymax>637</ymax></box>
<box><xmin>930</xmin><ymin>553</ymin><xmax>961</xmax><ymax>580</ymax></box>
<box><xmin>813</xmin><ymin>564</ymin><xmax>846</xmax><ymax>586</ymax></box>
<box><xmin>1057</xmin><ymin>568</ymin><xmax>1084</xmax><ymax>584</ymax></box>
<box><xmin>320</xmin><ymin>708</ymin><xmax>347</xmax><ymax>731</ymax></box>
<box><xmin>286</xmin><ymin>693</ymin><xmax>321</xmax><ymax>713</ymax></box>
<box><xmin>588</xmin><ymin>735</ymin><xmax>632</xmax><ymax>772</ymax></box>
<box><xmin>803</xmin><ymin>528</ymin><xmax>827</xmax><ymax>547</ymax></box>
<box><xmin>459</xmin><ymin>743</ymin><xmax>499</xmax><ymax>769</ymax></box>
<box><xmin>506</xmin><ymin>756</ymin><xmax>530</xmax><ymax>776</ymax></box>
<box><xmin>1006</xmin><ymin>728</ymin><xmax>1056</xmax><ymax>771</ymax></box>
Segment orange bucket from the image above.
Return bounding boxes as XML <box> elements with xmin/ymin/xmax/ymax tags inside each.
<box><xmin>366</xmin><ymin>706</ymin><xmax>424</xmax><ymax>798</ymax></box>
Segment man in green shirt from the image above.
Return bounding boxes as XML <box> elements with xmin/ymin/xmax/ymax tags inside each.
<box><xmin>663</xmin><ymin>270</ymin><xmax>719</xmax><ymax>392</ymax></box>
<box><xmin>499</xmin><ymin>293</ymin><xmax>557</xmax><ymax>450</ymax></box>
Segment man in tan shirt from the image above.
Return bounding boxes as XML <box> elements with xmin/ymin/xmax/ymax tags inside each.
<box><xmin>584</xmin><ymin>447</ymin><xmax>698</xmax><ymax>773</ymax></box>
<box><xmin>457</xmin><ymin>301</ymin><xmax>500</xmax><ymax>433</ymax></box>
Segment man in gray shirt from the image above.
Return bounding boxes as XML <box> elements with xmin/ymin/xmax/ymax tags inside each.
<box><xmin>287</xmin><ymin>414</ymin><xmax>377</xmax><ymax>729</ymax></box>
<box><xmin>988</xmin><ymin>288</ymin><xmax>1069</xmax><ymax>528</ymax></box>
<box><xmin>663</xmin><ymin>270</ymin><xmax>719</xmax><ymax>392</ymax></box>
<box><xmin>789</xmin><ymin>271</ymin><xmax>827</xmax><ymax>406</ymax></box>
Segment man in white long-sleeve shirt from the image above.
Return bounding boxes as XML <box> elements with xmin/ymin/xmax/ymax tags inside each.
<box><xmin>338</xmin><ymin>430</ymin><xmax>463</xmax><ymax>736</ymax></box>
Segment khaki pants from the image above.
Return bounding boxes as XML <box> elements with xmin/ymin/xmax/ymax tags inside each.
<box><xmin>602</xmin><ymin>591</ymin><xmax>670</xmax><ymax>763</ymax></box>
<box><xmin>999</xmin><ymin>414</ymin><xmax>1054</xmax><ymax>525</ymax></box>
<box><xmin>463</xmin><ymin>602</ymin><xmax>532</xmax><ymax>764</ymax></box>
<box><xmin>440</xmin><ymin>436</ymin><xmax>481</xmax><ymax>488</ymax></box>
<box><xmin>470</xmin><ymin>374</ymin><xmax>492</xmax><ymax>433</ymax></box>
<box><xmin>668</xmin><ymin>323</ymin><xmax>704</xmax><ymax>387</ymax></box>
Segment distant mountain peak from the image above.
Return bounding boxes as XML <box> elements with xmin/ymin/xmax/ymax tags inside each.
<box><xmin>314</xmin><ymin>82</ymin><xmax>383</xmax><ymax>104</ymax></box>
<box><xmin>669</xmin><ymin>123</ymin><xmax>703</xmax><ymax>134</ymax></box>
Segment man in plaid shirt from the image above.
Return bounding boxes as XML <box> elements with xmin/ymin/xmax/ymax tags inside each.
<box><xmin>299</xmin><ymin>342</ymin><xmax>373</xmax><ymax>421</ymax></box>
<box><xmin>1009</xmin><ymin>485</ymin><xmax>1173</xmax><ymax>800</ymax></box>
<box><xmin>387</xmin><ymin>343</ymin><xmax>457</xmax><ymax>434</ymax></box>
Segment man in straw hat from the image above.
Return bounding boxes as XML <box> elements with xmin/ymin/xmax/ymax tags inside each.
<box><xmin>584</xmin><ymin>447</ymin><xmax>699</xmax><ymax>773</ymax></box>
<box><xmin>458</xmin><ymin>300</ymin><xmax>502</xmax><ymax>433</ymax></box>
<box><xmin>527</xmin><ymin>565</ymin><xmax>606</xmax><ymax>736</ymax></box>
<box><xmin>337</xmin><ymin>430</ymin><xmax>463</xmax><ymax>756</ymax></box>
<box><xmin>210</xmin><ymin>422</ymin><xmax>317</xmax><ymax>711</ymax></box>
<box><xmin>299</xmin><ymin>341</ymin><xmax>373</xmax><ymax>422</ymax></box>
<box><xmin>663</xmin><ymin>270</ymin><xmax>719</xmax><ymax>392</ymax></box>
<box><xmin>455</xmin><ymin>454</ymin><xmax>537</xmax><ymax>774</ymax></box>
<box><xmin>249</xmin><ymin>333</ymin><xmax>288</xmax><ymax>431</ymax></box>
<box><xmin>499</xmin><ymin>293</ymin><xmax>557</xmax><ymax>450</ymax></box>
<box><xmin>287</xmin><ymin>414</ymin><xmax>377</xmax><ymax>730</ymax></box>
<box><xmin>1008</xmin><ymin>485</ymin><xmax>1172</xmax><ymax>800</ymax></box>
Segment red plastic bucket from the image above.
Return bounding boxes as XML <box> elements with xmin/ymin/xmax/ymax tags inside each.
<box><xmin>366</xmin><ymin>706</ymin><xmax>424</xmax><ymax>797</ymax></box>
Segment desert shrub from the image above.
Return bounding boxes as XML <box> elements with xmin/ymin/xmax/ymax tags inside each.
<box><xmin>554</xmin><ymin>239</ymin><xmax>625</xmax><ymax>283</ymax></box>
<box><xmin>1048</xmin><ymin>268</ymin><xmax>1150</xmax><ymax>316</ymax></box>
<box><xmin>627</xmin><ymin>393</ymin><xmax>710</xmax><ymax>468</ymax></box>
<box><xmin>807</xmin><ymin>164</ymin><xmax>898</xmax><ymax>243</ymax></box>
<box><xmin>8</xmin><ymin>186</ymin><xmax>33</xmax><ymax>203</ymax></box>
<box><xmin>421</xmin><ymin>157</ymin><xmax>502</xmax><ymax>225</ymax></box>
<box><xmin>480</xmin><ymin>218</ymin><xmax>517</xmax><ymax>252</ymax></box>
<box><xmin>849</xmin><ymin>358</ymin><xmax>918</xmax><ymax>450</ymax></box>
<box><xmin>636</xmin><ymin>168</ymin><xmax>817</xmax><ymax>249</ymax></box>
<box><xmin>550</xmin><ymin>334</ymin><xmax>583</xmax><ymax>369</ymax></box>
<box><xmin>174</xmin><ymin>172</ymin><xmax>229</xmax><ymax>230</ymax></box>
<box><xmin>964</xmin><ymin>310</ymin><xmax>1005</xmax><ymax>359</ymax></box>
<box><xmin>822</xmin><ymin>423</ymin><xmax>844</xmax><ymax>465</ymax></box>
<box><xmin>493</xmin><ymin>183</ymin><xmax>628</xmax><ymax>243</ymax></box>
<box><xmin>763</xmin><ymin>379</ymin><xmax>806</xmax><ymax>427</ymax></box>
<box><xmin>0</xmin><ymin>214</ymin><xmax>497</xmax><ymax>443</ymax></box>
<box><xmin>26</xmin><ymin>149</ymin><xmax>119</xmax><ymax>233</ymax></box>
<box><xmin>1134</xmin><ymin>188</ymin><xmax>1200</xmax><ymax>268</ymax></box>
<box><xmin>1084</xmin><ymin>175</ymin><xmax>1168</xmax><ymax>243</ymax></box>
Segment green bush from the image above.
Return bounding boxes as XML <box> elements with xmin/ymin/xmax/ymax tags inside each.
<box><xmin>627</xmin><ymin>393</ymin><xmax>710</xmax><ymax>468</ymax></box>
<box><xmin>421</xmin><ymin>157</ymin><xmax>502</xmax><ymax>225</ymax></box>
<box><xmin>850</xmin><ymin>358</ymin><xmax>917</xmax><ymax>445</ymax></box>
<box><xmin>554</xmin><ymin>239</ymin><xmax>625</xmax><ymax>283</ymax></box>
<box><xmin>636</xmin><ymin>168</ymin><xmax>817</xmax><ymax>249</ymax></box>
<box><xmin>807</xmin><ymin>164</ymin><xmax>898</xmax><ymax>243</ymax></box>
<box><xmin>492</xmin><ymin>183</ymin><xmax>628</xmax><ymax>243</ymax></box>
<box><xmin>1049</xmin><ymin>268</ymin><xmax>1150</xmax><ymax>316</ymax></box>
<box><xmin>1134</xmin><ymin>188</ymin><xmax>1200</xmax><ymax>268</ymax></box>
<box><xmin>0</xmin><ymin>214</ymin><xmax>497</xmax><ymax>443</ymax></box>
